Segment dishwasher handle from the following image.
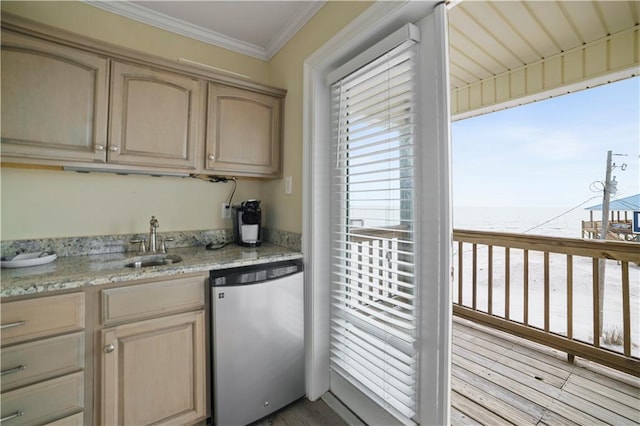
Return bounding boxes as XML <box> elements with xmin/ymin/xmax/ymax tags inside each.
<box><xmin>210</xmin><ymin>259</ymin><xmax>303</xmax><ymax>287</ymax></box>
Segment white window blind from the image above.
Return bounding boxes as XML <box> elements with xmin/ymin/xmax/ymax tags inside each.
<box><xmin>330</xmin><ymin>34</ymin><xmax>418</xmax><ymax>424</ymax></box>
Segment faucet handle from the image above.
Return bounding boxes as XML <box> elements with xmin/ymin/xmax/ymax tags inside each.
<box><xmin>160</xmin><ymin>238</ymin><xmax>174</xmax><ymax>253</ymax></box>
<box><xmin>131</xmin><ymin>239</ymin><xmax>147</xmax><ymax>253</ymax></box>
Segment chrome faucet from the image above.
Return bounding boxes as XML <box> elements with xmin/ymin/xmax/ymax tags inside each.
<box><xmin>149</xmin><ymin>216</ymin><xmax>159</xmax><ymax>253</ymax></box>
<box><xmin>131</xmin><ymin>216</ymin><xmax>173</xmax><ymax>253</ymax></box>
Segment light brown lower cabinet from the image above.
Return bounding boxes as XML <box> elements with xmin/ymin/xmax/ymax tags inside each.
<box><xmin>100</xmin><ymin>310</ymin><xmax>206</xmax><ymax>425</ymax></box>
<box><xmin>0</xmin><ymin>371</ymin><xmax>84</xmax><ymax>425</ymax></box>
<box><xmin>0</xmin><ymin>292</ymin><xmax>86</xmax><ymax>424</ymax></box>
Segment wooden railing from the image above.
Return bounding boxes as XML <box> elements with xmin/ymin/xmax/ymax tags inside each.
<box><xmin>453</xmin><ymin>229</ymin><xmax>640</xmax><ymax>376</ymax></box>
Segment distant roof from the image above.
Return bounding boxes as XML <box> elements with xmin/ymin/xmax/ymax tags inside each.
<box><xmin>586</xmin><ymin>194</ymin><xmax>640</xmax><ymax>211</ymax></box>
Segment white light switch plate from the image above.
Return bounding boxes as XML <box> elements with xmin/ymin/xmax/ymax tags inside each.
<box><xmin>285</xmin><ymin>176</ymin><xmax>292</xmax><ymax>195</ymax></box>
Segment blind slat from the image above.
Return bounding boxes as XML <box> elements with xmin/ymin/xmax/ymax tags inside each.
<box><xmin>333</xmin><ymin>317</ymin><xmax>415</xmax><ymax>364</ymax></box>
<box><xmin>330</xmin><ymin>345</ymin><xmax>416</xmax><ymax>400</ymax></box>
<box><xmin>332</xmin><ymin>302</ymin><xmax>415</xmax><ymax>343</ymax></box>
<box><xmin>332</xmin><ymin>287</ymin><xmax>414</xmax><ymax>312</ymax></box>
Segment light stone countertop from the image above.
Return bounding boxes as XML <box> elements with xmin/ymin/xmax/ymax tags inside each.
<box><xmin>1</xmin><ymin>243</ymin><xmax>302</xmax><ymax>298</ymax></box>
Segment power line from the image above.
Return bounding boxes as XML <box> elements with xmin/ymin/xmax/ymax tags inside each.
<box><xmin>522</xmin><ymin>196</ymin><xmax>600</xmax><ymax>234</ymax></box>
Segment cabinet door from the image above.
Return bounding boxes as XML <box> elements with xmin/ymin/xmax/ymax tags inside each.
<box><xmin>0</xmin><ymin>30</ymin><xmax>108</xmax><ymax>163</ymax></box>
<box><xmin>101</xmin><ymin>311</ymin><xmax>206</xmax><ymax>426</ymax></box>
<box><xmin>109</xmin><ymin>61</ymin><xmax>202</xmax><ymax>170</ymax></box>
<box><xmin>206</xmin><ymin>84</ymin><xmax>282</xmax><ymax>177</ymax></box>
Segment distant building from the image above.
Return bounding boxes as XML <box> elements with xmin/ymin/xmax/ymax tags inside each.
<box><xmin>583</xmin><ymin>194</ymin><xmax>640</xmax><ymax>242</ymax></box>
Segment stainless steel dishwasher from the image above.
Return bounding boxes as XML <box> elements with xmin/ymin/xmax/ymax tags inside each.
<box><xmin>210</xmin><ymin>259</ymin><xmax>304</xmax><ymax>426</ymax></box>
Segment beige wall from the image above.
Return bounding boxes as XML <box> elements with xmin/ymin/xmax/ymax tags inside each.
<box><xmin>0</xmin><ymin>0</ymin><xmax>370</xmax><ymax>240</ymax></box>
<box><xmin>265</xmin><ymin>1</ymin><xmax>372</xmax><ymax>234</ymax></box>
<box><xmin>1</xmin><ymin>167</ymin><xmax>263</xmax><ymax>239</ymax></box>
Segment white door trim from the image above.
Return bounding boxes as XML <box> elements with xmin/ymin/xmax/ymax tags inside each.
<box><xmin>302</xmin><ymin>2</ymin><xmax>452</xmax><ymax>424</ymax></box>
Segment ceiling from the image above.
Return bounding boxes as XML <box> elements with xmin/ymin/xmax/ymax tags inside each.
<box><xmin>88</xmin><ymin>0</ymin><xmax>325</xmax><ymax>60</ymax></box>
<box><xmin>448</xmin><ymin>0</ymin><xmax>639</xmax><ymax>90</ymax></box>
<box><xmin>87</xmin><ymin>1</ymin><xmax>639</xmax><ymax>116</ymax></box>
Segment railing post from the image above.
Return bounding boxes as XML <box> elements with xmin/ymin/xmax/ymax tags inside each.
<box><xmin>622</xmin><ymin>261</ymin><xmax>631</xmax><ymax>357</ymax></box>
<box><xmin>544</xmin><ymin>252</ymin><xmax>550</xmax><ymax>333</ymax></box>
<box><xmin>457</xmin><ymin>241</ymin><xmax>463</xmax><ymax>305</ymax></box>
<box><xmin>524</xmin><ymin>249</ymin><xmax>529</xmax><ymax>326</ymax></box>
<box><xmin>567</xmin><ymin>255</ymin><xmax>573</xmax><ymax>340</ymax></box>
<box><xmin>488</xmin><ymin>245</ymin><xmax>493</xmax><ymax>315</ymax></box>
<box><xmin>592</xmin><ymin>259</ymin><xmax>600</xmax><ymax>348</ymax></box>
<box><xmin>505</xmin><ymin>247</ymin><xmax>510</xmax><ymax>320</ymax></box>
<box><xmin>472</xmin><ymin>243</ymin><xmax>477</xmax><ymax>311</ymax></box>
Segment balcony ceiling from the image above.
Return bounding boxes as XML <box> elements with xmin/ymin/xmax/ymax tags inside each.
<box><xmin>448</xmin><ymin>0</ymin><xmax>638</xmax><ymax>90</ymax></box>
<box><xmin>88</xmin><ymin>1</ymin><xmax>639</xmax><ymax>116</ymax></box>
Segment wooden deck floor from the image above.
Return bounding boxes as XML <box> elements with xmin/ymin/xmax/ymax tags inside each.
<box><xmin>253</xmin><ymin>317</ymin><xmax>640</xmax><ymax>425</ymax></box>
<box><xmin>451</xmin><ymin>317</ymin><xmax>640</xmax><ymax>425</ymax></box>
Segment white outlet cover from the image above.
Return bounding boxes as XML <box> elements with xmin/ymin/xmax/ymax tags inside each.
<box><xmin>222</xmin><ymin>203</ymin><xmax>231</xmax><ymax>219</ymax></box>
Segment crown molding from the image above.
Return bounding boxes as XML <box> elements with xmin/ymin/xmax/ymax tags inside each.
<box><xmin>84</xmin><ymin>1</ymin><xmax>325</xmax><ymax>61</ymax></box>
<box><xmin>265</xmin><ymin>1</ymin><xmax>326</xmax><ymax>60</ymax></box>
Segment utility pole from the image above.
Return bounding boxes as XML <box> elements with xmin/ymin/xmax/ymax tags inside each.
<box><xmin>597</xmin><ymin>150</ymin><xmax>613</xmax><ymax>338</ymax></box>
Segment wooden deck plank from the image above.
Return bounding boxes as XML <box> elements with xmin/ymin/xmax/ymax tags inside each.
<box><xmin>455</xmin><ymin>333</ymin><xmax>568</xmax><ymax>388</ymax></box>
<box><xmin>568</xmin><ymin>361</ymin><xmax>640</xmax><ymax>397</ymax></box>
<box><xmin>562</xmin><ymin>383</ymin><xmax>640</xmax><ymax>424</ymax></box>
<box><xmin>461</xmin><ymin>330</ymin><xmax>573</xmax><ymax>381</ymax></box>
<box><xmin>452</xmin><ymin>322</ymin><xmax>636</xmax><ymax>424</ymax></box>
<box><xmin>565</xmin><ymin>373</ymin><xmax>640</xmax><ymax>410</ymax></box>
<box><xmin>455</xmin><ymin>320</ymin><xmax>577</xmax><ymax>375</ymax></box>
<box><xmin>452</xmin><ymin>374</ymin><xmax>538</xmax><ymax>424</ymax></box>
<box><xmin>537</xmin><ymin>409</ymin><xmax>580</xmax><ymax>426</ymax></box>
<box><xmin>451</xmin><ymin>390</ymin><xmax>514</xmax><ymax>425</ymax></box>
<box><xmin>451</xmin><ymin>406</ymin><xmax>482</xmax><ymax>426</ymax></box>
<box><xmin>452</xmin><ymin>357</ymin><xmax>547</xmax><ymax>421</ymax></box>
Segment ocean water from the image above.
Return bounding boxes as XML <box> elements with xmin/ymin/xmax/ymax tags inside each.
<box><xmin>453</xmin><ymin>205</ymin><xmax>590</xmax><ymax>238</ymax></box>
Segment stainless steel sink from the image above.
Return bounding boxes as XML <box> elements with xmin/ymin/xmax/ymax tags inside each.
<box><xmin>125</xmin><ymin>255</ymin><xmax>183</xmax><ymax>268</ymax></box>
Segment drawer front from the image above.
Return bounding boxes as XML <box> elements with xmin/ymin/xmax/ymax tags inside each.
<box><xmin>1</xmin><ymin>293</ymin><xmax>85</xmax><ymax>345</ymax></box>
<box><xmin>44</xmin><ymin>412</ymin><xmax>84</xmax><ymax>426</ymax></box>
<box><xmin>0</xmin><ymin>371</ymin><xmax>84</xmax><ymax>426</ymax></box>
<box><xmin>1</xmin><ymin>332</ymin><xmax>84</xmax><ymax>392</ymax></box>
<box><xmin>102</xmin><ymin>274</ymin><xmax>205</xmax><ymax>325</ymax></box>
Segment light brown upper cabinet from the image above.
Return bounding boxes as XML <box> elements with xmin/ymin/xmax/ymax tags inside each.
<box><xmin>109</xmin><ymin>61</ymin><xmax>203</xmax><ymax>170</ymax></box>
<box><xmin>1</xmin><ymin>16</ymin><xmax>286</xmax><ymax>178</ymax></box>
<box><xmin>206</xmin><ymin>84</ymin><xmax>282</xmax><ymax>177</ymax></box>
<box><xmin>0</xmin><ymin>29</ymin><xmax>109</xmax><ymax>164</ymax></box>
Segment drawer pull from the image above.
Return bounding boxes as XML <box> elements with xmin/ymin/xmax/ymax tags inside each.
<box><xmin>0</xmin><ymin>365</ymin><xmax>25</xmax><ymax>376</ymax></box>
<box><xmin>0</xmin><ymin>321</ymin><xmax>27</xmax><ymax>330</ymax></box>
<box><xmin>104</xmin><ymin>344</ymin><xmax>115</xmax><ymax>353</ymax></box>
<box><xmin>0</xmin><ymin>410</ymin><xmax>23</xmax><ymax>423</ymax></box>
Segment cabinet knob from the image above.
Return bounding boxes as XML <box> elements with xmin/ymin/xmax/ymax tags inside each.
<box><xmin>95</xmin><ymin>144</ymin><xmax>105</xmax><ymax>151</ymax></box>
<box><xmin>109</xmin><ymin>146</ymin><xmax>119</xmax><ymax>152</ymax></box>
<box><xmin>104</xmin><ymin>344</ymin><xmax>115</xmax><ymax>353</ymax></box>
<box><xmin>208</xmin><ymin>154</ymin><xmax>215</xmax><ymax>161</ymax></box>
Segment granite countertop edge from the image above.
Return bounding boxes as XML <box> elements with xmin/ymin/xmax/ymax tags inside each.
<box><xmin>1</xmin><ymin>244</ymin><xmax>303</xmax><ymax>298</ymax></box>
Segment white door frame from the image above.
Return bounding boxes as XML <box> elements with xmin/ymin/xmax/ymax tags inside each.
<box><xmin>302</xmin><ymin>2</ymin><xmax>452</xmax><ymax>424</ymax></box>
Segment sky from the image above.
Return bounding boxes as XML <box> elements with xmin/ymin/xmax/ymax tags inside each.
<box><xmin>451</xmin><ymin>76</ymin><xmax>640</xmax><ymax>209</ymax></box>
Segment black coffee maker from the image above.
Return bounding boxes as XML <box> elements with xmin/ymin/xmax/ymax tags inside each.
<box><xmin>232</xmin><ymin>200</ymin><xmax>262</xmax><ymax>247</ymax></box>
